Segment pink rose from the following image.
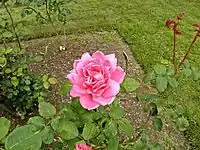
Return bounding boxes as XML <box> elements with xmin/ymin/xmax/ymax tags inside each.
<box><xmin>76</xmin><ymin>144</ymin><xmax>92</xmax><ymax>150</ymax></box>
<box><xmin>67</xmin><ymin>51</ymin><xmax>125</xmax><ymax>110</ymax></box>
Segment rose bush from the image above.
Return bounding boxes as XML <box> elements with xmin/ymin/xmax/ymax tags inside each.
<box><xmin>67</xmin><ymin>51</ymin><xmax>125</xmax><ymax>110</ymax></box>
<box><xmin>76</xmin><ymin>144</ymin><xmax>92</xmax><ymax>150</ymax></box>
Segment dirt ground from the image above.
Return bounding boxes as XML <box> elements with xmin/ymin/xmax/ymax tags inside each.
<box><xmin>2</xmin><ymin>31</ymin><xmax>190</xmax><ymax>149</ymax></box>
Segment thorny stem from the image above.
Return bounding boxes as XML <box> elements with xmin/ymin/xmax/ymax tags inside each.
<box><xmin>26</xmin><ymin>6</ymin><xmax>48</xmax><ymax>21</ymax></box>
<box><xmin>178</xmin><ymin>32</ymin><xmax>199</xmax><ymax>69</ymax></box>
<box><xmin>3</xmin><ymin>1</ymin><xmax>22</xmax><ymax>50</ymax></box>
<box><xmin>44</xmin><ymin>0</ymin><xmax>57</xmax><ymax>35</ymax></box>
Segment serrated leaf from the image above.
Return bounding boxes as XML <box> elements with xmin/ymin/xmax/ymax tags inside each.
<box><xmin>58</xmin><ymin>119</ymin><xmax>78</xmax><ymax>140</ymax></box>
<box><xmin>48</xmin><ymin>78</ymin><xmax>57</xmax><ymax>84</ymax></box>
<box><xmin>176</xmin><ymin>117</ymin><xmax>189</xmax><ymax>131</ymax></box>
<box><xmin>117</xmin><ymin>118</ymin><xmax>133</xmax><ymax>137</ymax></box>
<box><xmin>181</xmin><ymin>68</ymin><xmax>192</xmax><ymax>77</ymax></box>
<box><xmin>60</xmin><ymin>80</ymin><xmax>72</xmax><ymax>96</ymax></box>
<box><xmin>153</xmin><ymin>117</ymin><xmax>163</xmax><ymax>132</ymax></box>
<box><xmin>121</xmin><ymin>77</ymin><xmax>140</xmax><ymax>92</ymax></box>
<box><xmin>183</xmin><ymin>60</ymin><xmax>190</xmax><ymax>68</ymax></box>
<box><xmin>167</xmin><ymin>77</ymin><xmax>178</xmax><ymax>88</ymax></box>
<box><xmin>156</xmin><ymin>76</ymin><xmax>168</xmax><ymax>92</ymax></box>
<box><xmin>5</xmin><ymin>125</ymin><xmax>42</xmax><ymax>150</ymax></box>
<box><xmin>108</xmin><ymin>137</ymin><xmax>118</xmax><ymax>150</ymax></box>
<box><xmin>28</xmin><ymin>116</ymin><xmax>45</xmax><ymax>129</ymax></box>
<box><xmin>39</xmin><ymin>102</ymin><xmax>56</xmax><ymax>118</ymax></box>
<box><xmin>104</xmin><ymin>120</ymin><xmax>118</xmax><ymax>138</ymax></box>
<box><xmin>154</xmin><ymin>65</ymin><xmax>166</xmax><ymax>75</ymax></box>
<box><xmin>11</xmin><ymin>77</ymin><xmax>19</xmax><ymax>87</ymax></box>
<box><xmin>144</xmin><ymin>71</ymin><xmax>156</xmax><ymax>83</ymax></box>
<box><xmin>41</xmin><ymin>126</ymin><xmax>54</xmax><ymax>144</ymax></box>
<box><xmin>131</xmin><ymin>139</ymin><xmax>146</xmax><ymax>150</ymax></box>
<box><xmin>166</xmin><ymin>66</ymin><xmax>175</xmax><ymax>76</ymax></box>
<box><xmin>82</xmin><ymin>123</ymin><xmax>100</xmax><ymax>140</ymax></box>
<box><xmin>0</xmin><ymin>117</ymin><xmax>10</xmax><ymax>140</ymax></box>
<box><xmin>109</xmin><ymin>107</ymin><xmax>125</xmax><ymax>119</ymax></box>
<box><xmin>175</xmin><ymin>105</ymin><xmax>185</xmax><ymax>115</ymax></box>
<box><xmin>148</xmin><ymin>142</ymin><xmax>163</xmax><ymax>150</ymax></box>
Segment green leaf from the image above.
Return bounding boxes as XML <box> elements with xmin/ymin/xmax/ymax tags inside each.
<box><xmin>0</xmin><ymin>57</ymin><xmax>7</xmax><ymax>68</ymax></box>
<box><xmin>181</xmin><ymin>68</ymin><xmax>192</xmax><ymax>77</ymax></box>
<box><xmin>43</xmin><ymin>81</ymin><xmax>50</xmax><ymax>89</ymax></box>
<box><xmin>167</xmin><ymin>77</ymin><xmax>178</xmax><ymax>88</ymax></box>
<box><xmin>5</xmin><ymin>125</ymin><xmax>42</xmax><ymax>150</ymax></box>
<box><xmin>166</xmin><ymin>66</ymin><xmax>175</xmax><ymax>76</ymax></box>
<box><xmin>155</xmin><ymin>76</ymin><xmax>168</xmax><ymax>92</ymax></box>
<box><xmin>121</xmin><ymin>77</ymin><xmax>140</xmax><ymax>92</ymax></box>
<box><xmin>109</xmin><ymin>107</ymin><xmax>125</xmax><ymax>119</ymax></box>
<box><xmin>60</xmin><ymin>80</ymin><xmax>72</xmax><ymax>96</ymax></box>
<box><xmin>153</xmin><ymin>117</ymin><xmax>163</xmax><ymax>132</ymax></box>
<box><xmin>117</xmin><ymin>118</ymin><xmax>133</xmax><ymax>137</ymax></box>
<box><xmin>51</xmin><ymin>116</ymin><xmax>61</xmax><ymax>131</ymax></box>
<box><xmin>28</xmin><ymin>116</ymin><xmax>45</xmax><ymax>129</ymax></box>
<box><xmin>104</xmin><ymin>120</ymin><xmax>118</xmax><ymax>138</ymax></box>
<box><xmin>176</xmin><ymin>117</ymin><xmax>189</xmax><ymax>131</ymax></box>
<box><xmin>154</xmin><ymin>65</ymin><xmax>166</xmax><ymax>75</ymax></box>
<box><xmin>48</xmin><ymin>78</ymin><xmax>57</xmax><ymax>84</ymax></box>
<box><xmin>42</xmin><ymin>75</ymin><xmax>48</xmax><ymax>82</ymax></box>
<box><xmin>0</xmin><ymin>117</ymin><xmax>10</xmax><ymax>140</ymax></box>
<box><xmin>11</xmin><ymin>77</ymin><xmax>19</xmax><ymax>87</ymax></box>
<box><xmin>148</xmin><ymin>142</ymin><xmax>163</xmax><ymax>150</ymax></box>
<box><xmin>41</xmin><ymin>126</ymin><xmax>54</xmax><ymax>144</ymax></box>
<box><xmin>175</xmin><ymin>105</ymin><xmax>185</xmax><ymax>115</ymax></box>
<box><xmin>183</xmin><ymin>60</ymin><xmax>190</xmax><ymax>68</ymax></box>
<box><xmin>108</xmin><ymin>137</ymin><xmax>118</xmax><ymax>150</ymax></box>
<box><xmin>58</xmin><ymin>119</ymin><xmax>79</xmax><ymax>140</ymax></box>
<box><xmin>39</xmin><ymin>102</ymin><xmax>56</xmax><ymax>118</ymax></box>
<box><xmin>144</xmin><ymin>71</ymin><xmax>156</xmax><ymax>83</ymax></box>
<box><xmin>82</xmin><ymin>123</ymin><xmax>100</xmax><ymax>140</ymax></box>
<box><xmin>34</xmin><ymin>55</ymin><xmax>43</xmax><ymax>62</ymax></box>
<box><xmin>131</xmin><ymin>139</ymin><xmax>146</xmax><ymax>150</ymax></box>
<box><xmin>5</xmin><ymin>68</ymin><xmax>12</xmax><ymax>74</ymax></box>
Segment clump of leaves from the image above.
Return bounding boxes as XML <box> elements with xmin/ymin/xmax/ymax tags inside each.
<box><xmin>0</xmin><ymin>47</ymin><xmax>57</xmax><ymax>114</ymax></box>
<box><xmin>0</xmin><ymin>76</ymin><xmax>163</xmax><ymax>150</ymax></box>
<box><xmin>145</xmin><ymin>64</ymin><xmax>177</xmax><ymax>92</ymax></box>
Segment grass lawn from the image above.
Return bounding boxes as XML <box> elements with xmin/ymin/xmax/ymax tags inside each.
<box><xmin>1</xmin><ymin>0</ymin><xmax>200</xmax><ymax>148</ymax></box>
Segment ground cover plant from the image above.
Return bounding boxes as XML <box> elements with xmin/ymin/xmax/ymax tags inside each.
<box><xmin>1</xmin><ymin>0</ymin><xmax>200</xmax><ymax>149</ymax></box>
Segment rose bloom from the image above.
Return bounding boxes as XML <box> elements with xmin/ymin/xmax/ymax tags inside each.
<box><xmin>67</xmin><ymin>51</ymin><xmax>125</xmax><ymax>110</ymax></box>
<box><xmin>76</xmin><ymin>144</ymin><xmax>92</xmax><ymax>150</ymax></box>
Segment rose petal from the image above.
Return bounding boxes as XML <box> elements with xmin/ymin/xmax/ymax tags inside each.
<box><xmin>67</xmin><ymin>71</ymin><xmax>79</xmax><ymax>84</ymax></box>
<box><xmin>110</xmin><ymin>66</ymin><xmax>125</xmax><ymax>83</ymax></box>
<box><xmin>92</xmin><ymin>51</ymin><xmax>105</xmax><ymax>61</ymax></box>
<box><xmin>103</xmin><ymin>79</ymin><xmax>120</xmax><ymax>98</ymax></box>
<box><xmin>80</xmin><ymin>95</ymin><xmax>100</xmax><ymax>110</ymax></box>
<box><xmin>70</xmin><ymin>85</ymin><xmax>86</xmax><ymax>97</ymax></box>
<box><xmin>93</xmin><ymin>96</ymin><xmax>115</xmax><ymax>106</ymax></box>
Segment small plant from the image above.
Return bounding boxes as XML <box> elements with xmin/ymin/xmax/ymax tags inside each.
<box><xmin>0</xmin><ymin>47</ymin><xmax>57</xmax><ymax>114</ymax></box>
<box><xmin>145</xmin><ymin>13</ymin><xmax>200</xmax><ymax>93</ymax></box>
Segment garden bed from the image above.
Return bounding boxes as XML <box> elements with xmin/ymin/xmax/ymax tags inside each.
<box><xmin>3</xmin><ymin>31</ymin><xmax>190</xmax><ymax>149</ymax></box>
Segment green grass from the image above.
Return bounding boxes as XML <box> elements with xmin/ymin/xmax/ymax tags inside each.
<box><xmin>1</xmin><ymin>0</ymin><xmax>200</xmax><ymax>148</ymax></box>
